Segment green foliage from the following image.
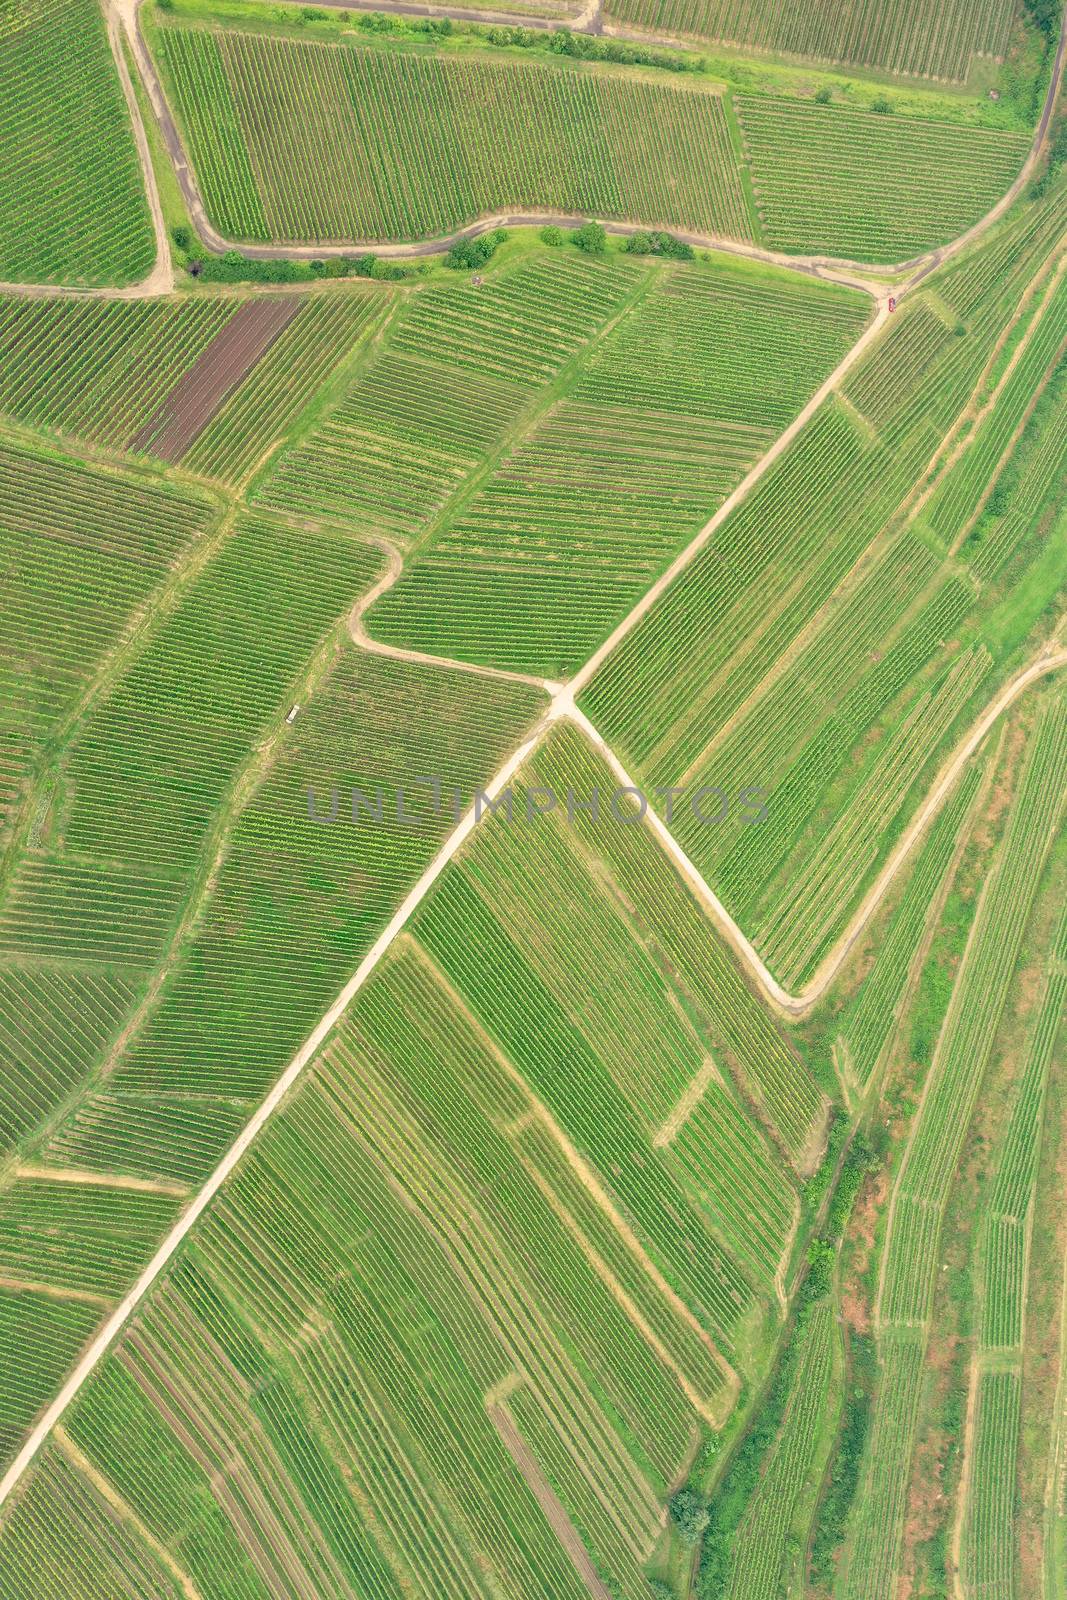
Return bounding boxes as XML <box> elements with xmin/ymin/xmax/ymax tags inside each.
<box><xmin>871</xmin><ymin>95</ymin><xmax>893</xmax><ymax>113</ymax></box>
<box><xmin>622</xmin><ymin>229</ymin><xmax>695</xmax><ymax>259</ymax></box>
<box><xmin>814</xmin><ymin>84</ymin><xmax>833</xmax><ymax>103</ymax></box>
<box><xmin>573</xmin><ymin>221</ymin><xmax>608</xmax><ymax>254</ymax></box>
<box><xmin>1022</xmin><ymin>0</ymin><xmax>1061</xmax><ymax>38</ymax></box>
<box><xmin>170</xmin><ymin>223</ymin><xmax>192</xmax><ymax>252</ymax></box>
<box><xmin>192</xmin><ymin>249</ymin><xmax>409</xmax><ymax>285</ymax></box>
<box><xmin>540</xmin><ymin>225</ymin><xmax>565</xmax><ymax>245</ymax></box>
<box><xmin>669</xmin><ymin>1487</ymin><xmax>710</xmax><ymax>1546</ymax></box>
<box><xmin>445</xmin><ymin>229</ymin><xmax>508</xmax><ymax>270</ymax></box>
<box><xmin>809</xmin><ymin>1338</ymin><xmax>875</xmax><ymax>1588</ymax></box>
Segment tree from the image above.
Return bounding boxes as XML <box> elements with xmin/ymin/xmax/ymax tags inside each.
<box><xmin>171</xmin><ymin>224</ymin><xmax>191</xmax><ymax>252</ymax></box>
<box><xmin>445</xmin><ymin>229</ymin><xmax>507</xmax><ymax>270</ymax></box>
<box><xmin>668</xmin><ymin>1487</ymin><xmax>709</xmax><ymax>1547</ymax></box>
<box><xmin>574</xmin><ymin>220</ymin><xmax>607</xmax><ymax>254</ymax></box>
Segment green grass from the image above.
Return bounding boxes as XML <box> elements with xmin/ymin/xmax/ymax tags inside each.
<box><xmin>0</xmin><ymin>0</ymin><xmax>154</xmax><ymax>286</ymax></box>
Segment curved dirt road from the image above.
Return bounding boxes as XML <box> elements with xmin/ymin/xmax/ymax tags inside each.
<box><xmin>112</xmin><ymin>0</ymin><xmax>1067</xmax><ymax>297</ymax></box>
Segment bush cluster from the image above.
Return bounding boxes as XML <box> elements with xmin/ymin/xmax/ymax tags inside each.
<box><xmin>623</xmin><ymin>229</ymin><xmax>694</xmax><ymax>259</ymax></box>
<box><xmin>445</xmin><ymin>228</ymin><xmax>507</xmax><ymax>269</ymax></box>
<box><xmin>183</xmin><ymin>242</ymin><xmax>410</xmax><ymax>284</ymax></box>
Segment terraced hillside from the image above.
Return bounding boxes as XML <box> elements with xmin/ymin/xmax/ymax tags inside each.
<box><xmin>0</xmin><ymin>0</ymin><xmax>154</xmax><ymax>285</ymax></box>
<box><xmin>0</xmin><ymin>4</ymin><xmax>1065</xmax><ymax>1592</ymax></box>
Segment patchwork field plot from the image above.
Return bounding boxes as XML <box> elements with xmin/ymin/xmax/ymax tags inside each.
<box><xmin>0</xmin><ymin>0</ymin><xmax>154</xmax><ymax>285</ymax></box>
<box><xmin>0</xmin><ymin>712</ymin><xmax>825</xmax><ymax>1596</ymax></box>
<box><xmin>582</xmin><ymin>185</ymin><xmax>1067</xmax><ymax>987</ymax></box>
<box><xmin>736</xmin><ymin>96</ymin><xmax>1028</xmax><ymax>261</ymax></box>
<box><xmin>257</xmin><ymin>253</ymin><xmax>644</xmax><ymax>541</ymax></box>
<box><xmin>839</xmin><ymin>693</ymin><xmax>1067</xmax><ymax>1600</ymax></box>
<box><xmin>0</xmin><ymin>433</ymin><xmax>219</xmax><ymax>838</ymax></box>
<box><xmin>363</xmin><ymin>259</ymin><xmax>868</xmax><ymax>675</ymax></box>
<box><xmin>602</xmin><ymin>0</ymin><xmax>1015</xmax><ymax>81</ymax></box>
<box><xmin>1</xmin><ymin>0</ymin><xmax>1066</xmax><ymax>1578</ymax></box>
<box><xmin>0</xmin><ymin>287</ymin><xmax>387</xmax><ymax>475</ymax></box>
<box><xmin>157</xmin><ymin>23</ymin><xmax>753</xmax><ymax>244</ymax></box>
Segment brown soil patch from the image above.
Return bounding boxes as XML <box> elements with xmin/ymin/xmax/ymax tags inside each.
<box><xmin>130</xmin><ymin>297</ymin><xmax>300</xmax><ymax>461</ymax></box>
<box><xmin>489</xmin><ymin>1399</ymin><xmax>615</xmax><ymax>1600</ymax></box>
<box><xmin>840</xmin><ymin>1169</ymin><xmax>888</xmax><ymax>1335</ymax></box>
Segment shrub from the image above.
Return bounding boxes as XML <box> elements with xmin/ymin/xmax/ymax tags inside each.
<box><xmin>573</xmin><ymin>220</ymin><xmax>607</xmax><ymax>254</ymax></box>
<box><xmin>171</xmin><ymin>224</ymin><xmax>191</xmax><ymax>252</ymax></box>
<box><xmin>623</xmin><ymin>228</ymin><xmax>694</xmax><ymax>259</ymax></box>
<box><xmin>445</xmin><ymin>229</ymin><xmax>507</xmax><ymax>269</ymax></box>
<box><xmin>872</xmin><ymin>94</ymin><xmax>893</xmax><ymax>114</ymax></box>
<box><xmin>540</xmin><ymin>225</ymin><xmax>564</xmax><ymax>246</ymax></box>
<box><xmin>814</xmin><ymin>84</ymin><xmax>832</xmax><ymax>104</ymax></box>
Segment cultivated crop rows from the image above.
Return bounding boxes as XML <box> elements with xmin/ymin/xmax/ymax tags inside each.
<box><xmin>839</xmin><ymin>761</ymin><xmax>980</xmax><ymax>1087</ymax></box>
<box><xmin>967</xmin><ymin>357</ymin><xmax>1067</xmax><ymax>582</ymax></box>
<box><xmin>0</xmin><ymin>435</ymin><xmax>217</xmax><ymax>836</ymax></box>
<box><xmin>24</xmin><ymin>931</ymin><xmax>721</xmax><ymax>1599</ymax></box>
<box><xmin>981</xmin><ymin>909</ymin><xmax>1067</xmax><ymax>1351</ymax></box>
<box><xmin>602</xmin><ymin>0</ymin><xmax>1014</xmax><ymax>80</ymax></box>
<box><xmin>839</xmin><ymin>695</ymin><xmax>1067</xmax><ymax>1600</ymax></box>
<box><xmin>0</xmin><ymin>290</ymin><xmax>386</xmax><ymax>479</ymax></box>
<box><xmin>0</xmin><ymin>297</ymin><xmax>233</xmax><ymax>449</ymax></box>
<box><xmin>534</xmin><ymin>725</ymin><xmax>825</xmax><ymax>1164</ymax></box>
<box><xmin>445</xmin><ymin>749</ymin><xmax>797</xmax><ymax>1293</ymax></box>
<box><xmin>368</xmin><ymin>261</ymin><xmax>865</xmax><ymax>675</ymax></box>
<box><xmin>736</xmin><ymin>96</ymin><xmax>1027</xmax><ymax>261</ymax></box>
<box><xmin>925</xmin><ymin>269</ymin><xmax>1067</xmax><ymax>550</ymax></box>
<box><xmin>959</xmin><ymin>1369</ymin><xmax>1023</xmax><ymax>1599</ymax></box>
<box><xmin>45</xmin><ymin>649</ymin><xmax>542</xmax><ymax>1177</ymax></box>
<box><xmin>258</xmin><ymin>255</ymin><xmax>641</xmax><ymax>542</ymax></box>
<box><xmin>879</xmin><ymin>696</ymin><xmax>1067</xmax><ymax>1330</ymax></box>
<box><xmin>582</xmin><ymin>193</ymin><xmax>1067</xmax><ymax>985</ymax></box>
<box><xmin>159</xmin><ymin>25</ymin><xmax>752</xmax><ymax>244</ymax></box>
<box><xmin>0</xmin><ymin>1294</ymin><xmax>96</xmax><ymax>1474</ymax></box>
<box><xmin>184</xmin><ymin>288</ymin><xmax>386</xmax><ymax>485</ymax></box>
<box><xmin>727</xmin><ymin>1301</ymin><xmax>835</xmax><ymax>1597</ymax></box>
<box><xmin>0</xmin><ymin>0</ymin><xmax>153</xmax><ymax>285</ymax></box>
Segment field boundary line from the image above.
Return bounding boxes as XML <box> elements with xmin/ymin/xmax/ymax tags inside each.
<box><xmin>351</xmin><ymin>537</ymin><xmax>561</xmax><ymax>693</ymax></box>
<box><xmin>0</xmin><ymin>1</ymin><xmax>1061</xmax><ymax>300</ymax></box>
<box><xmin>1</xmin><ymin>375</ymin><xmax>1064</xmax><ymax>1515</ymax></box>
<box><xmin>13</xmin><ymin>1165</ymin><xmax>189</xmax><ymax>1198</ymax></box>
<box><xmin>0</xmin><ymin>705</ymin><xmax>554</xmax><ymax>1507</ymax></box>
<box><xmin>561</xmin><ymin>649</ymin><xmax>1067</xmax><ymax>1020</ymax></box>
<box><xmin>124</xmin><ymin>0</ymin><xmax>1067</xmax><ymax>283</ymax></box>
<box><xmin>52</xmin><ymin>1425</ymin><xmax>204</xmax><ymax>1600</ymax></box>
